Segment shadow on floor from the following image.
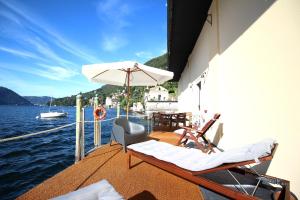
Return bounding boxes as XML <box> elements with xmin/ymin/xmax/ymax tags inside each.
<box><xmin>128</xmin><ymin>190</ymin><xmax>157</xmax><ymax>200</ymax></box>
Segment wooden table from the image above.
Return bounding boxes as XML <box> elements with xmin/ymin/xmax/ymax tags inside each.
<box><xmin>152</xmin><ymin>112</ymin><xmax>187</xmax><ymax>131</ymax></box>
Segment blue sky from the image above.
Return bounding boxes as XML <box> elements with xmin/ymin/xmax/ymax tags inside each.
<box><xmin>0</xmin><ymin>0</ymin><xmax>167</xmax><ymax>97</ymax></box>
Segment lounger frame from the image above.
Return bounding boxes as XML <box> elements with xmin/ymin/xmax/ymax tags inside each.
<box><xmin>127</xmin><ymin>144</ymin><xmax>290</xmax><ymax>200</ymax></box>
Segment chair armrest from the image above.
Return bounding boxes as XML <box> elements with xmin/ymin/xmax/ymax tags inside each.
<box><xmin>180</xmin><ymin>126</ymin><xmax>196</xmax><ymax>132</ymax></box>
<box><xmin>128</xmin><ymin>121</ymin><xmax>145</xmax><ymax>134</ymax></box>
<box><xmin>112</xmin><ymin>123</ymin><xmax>125</xmax><ymax>142</ymax></box>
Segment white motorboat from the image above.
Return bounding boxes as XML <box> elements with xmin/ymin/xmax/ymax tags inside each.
<box><xmin>40</xmin><ymin>111</ymin><xmax>67</xmax><ymax>118</ymax></box>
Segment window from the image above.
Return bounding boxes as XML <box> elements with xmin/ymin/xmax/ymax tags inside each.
<box><xmin>197</xmin><ymin>81</ymin><xmax>201</xmax><ymax>110</ymax></box>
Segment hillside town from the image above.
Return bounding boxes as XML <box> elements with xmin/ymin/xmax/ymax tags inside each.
<box><xmin>105</xmin><ymin>85</ymin><xmax>178</xmax><ymax>114</ymax></box>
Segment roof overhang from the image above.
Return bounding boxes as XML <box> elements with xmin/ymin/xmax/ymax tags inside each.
<box><xmin>167</xmin><ymin>0</ymin><xmax>212</xmax><ymax>81</ymax></box>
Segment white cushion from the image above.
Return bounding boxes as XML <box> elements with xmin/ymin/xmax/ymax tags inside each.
<box><xmin>51</xmin><ymin>179</ymin><xmax>123</xmax><ymax>200</ymax></box>
<box><xmin>128</xmin><ymin>139</ymin><xmax>275</xmax><ymax>172</ymax></box>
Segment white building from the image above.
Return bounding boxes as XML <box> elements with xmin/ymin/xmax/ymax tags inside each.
<box><xmin>105</xmin><ymin>97</ymin><xmax>112</xmax><ymax>108</ymax></box>
<box><xmin>132</xmin><ymin>102</ymin><xmax>144</xmax><ymax>112</ymax></box>
<box><xmin>144</xmin><ymin>86</ymin><xmax>178</xmax><ymax>112</ymax></box>
<box><xmin>144</xmin><ymin>86</ymin><xmax>169</xmax><ymax>102</ymax></box>
<box><xmin>167</xmin><ymin>0</ymin><xmax>300</xmax><ymax>196</ymax></box>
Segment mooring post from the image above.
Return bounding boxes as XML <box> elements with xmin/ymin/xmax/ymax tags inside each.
<box><xmin>94</xmin><ymin>94</ymin><xmax>99</xmax><ymax>147</ymax></box>
<box><xmin>117</xmin><ymin>102</ymin><xmax>120</xmax><ymax>118</ymax></box>
<box><xmin>75</xmin><ymin>94</ymin><xmax>83</xmax><ymax>163</ymax></box>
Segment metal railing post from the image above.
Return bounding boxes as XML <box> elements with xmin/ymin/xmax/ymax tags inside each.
<box><xmin>75</xmin><ymin>94</ymin><xmax>83</xmax><ymax>163</ymax></box>
<box><xmin>117</xmin><ymin>102</ymin><xmax>120</xmax><ymax>118</ymax></box>
<box><xmin>147</xmin><ymin>114</ymin><xmax>150</xmax><ymax>134</ymax></box>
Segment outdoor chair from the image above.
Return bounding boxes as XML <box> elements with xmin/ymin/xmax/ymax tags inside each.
<box><xmin>152</xmin><ymin>112</ymin><xmax>161</xmax><ymax>127</ymax></box>
<box><xmin>159</xmin><ymin>113</ymin><xmax>172</xmax><ymax>128</ymax></box>
<box><xmin>110</xmin><ymin>117</ymin><xmax>147</xmax><ymax>152</ymax></box>
<box><xmin>177</xmin><ymin>113</ymin><xmax>221</xmax><ymax>153</ymax></box>
<box><xmin>171</xmin><ymin>113</ymin><xmax>187</xmax><ymax>128</ymax></box>
<box><xmin>127</xmin><ymin>139</ymin><xmax>291</xmax><ymax>200</ymax></box>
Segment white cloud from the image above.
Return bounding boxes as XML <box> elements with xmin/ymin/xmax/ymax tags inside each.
<box><xmin>0</xmin><ymin>46</ymin><xmax>47</xmax><ymax>61</ymax></box>
<box><xmin>0</xmin><ymin>68</ymin><xmax>58</xmax><ymax>96</ymax></box>
<box><xmin>135</xmin><ymin>51</ymin><xmax>153</xmax><ymax>59</ymax></box>
<box><xmin>0</xmin><ymin>0</ymin><xmax>101</xmax><ymax>63</ymax></box>
<box><xmin>97</xmin><ymin>0</ymin><xmax>135</xmax><ymax>51</ymax></box>
<box><xmin>0</xmin><ymin>63</ymin><xmax>96</xmax><ymax>97</ymax></box>
<box><xmin>25</xmin><ymin>37</ymin><xmax>75</xmax><ymax>67</ymax></box>
<box><xmin>102</xmin><ymin>35</ymin><xmax>127</xmax><ymax>52</ymax></box>
<box><xmin>97</xmin><ymin>0</ymin><xmax>132</xmax><ymax>29</ymax></box>
<box><xmin>0</xmin><ymin>9</ymin><xmax>22</xmax><ymax>26</ymax></box>
<box><xmin>0</xmin><ymin>61</ymin><xmax>78</xmax><ymax>81</ymax></box>
<box><xmin>36</xmin><ymin>63</ymin><xmax>78</xmax><ymax>80</ymax></box>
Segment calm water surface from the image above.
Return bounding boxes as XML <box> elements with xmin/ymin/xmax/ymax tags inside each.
<box><xmin>0</xmin><ymin>105</ymin><xmax>148</xmax><ymax>200</ymax></box>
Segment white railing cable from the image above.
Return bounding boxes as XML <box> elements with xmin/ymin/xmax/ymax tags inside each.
<box><xmin>84</xmin><ymin>115</ymin><xmax>149</xmax><ymax>123</ymax></box>
<box><xmin>0</xmin><ymin>115</ymin><xmax>150</xmax><ymax>143</ymax></box>
<box><xmin>0</xmin><ymin>122</ymin><xmax>76</xmax><ymax>143</ymax></box>
<box><xmin>83</xmin><ymin>117</ymin><xmax>117</xmax><ymax>123</ymax></box>
<box><xmin>119</xmin><ymin>114</ymin><xmax>149</xmax><ymax>118</ymax></box>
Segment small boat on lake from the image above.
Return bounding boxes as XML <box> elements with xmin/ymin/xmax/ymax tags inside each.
<box><xmin>40</xmin><ymin>111</ymin><xmax>67</xmax><ymax>118</ymax></box>
<box><xmin>40</xmin><ymin>97</ymin><xmax>67</xmax><ymax>118</ymax></box>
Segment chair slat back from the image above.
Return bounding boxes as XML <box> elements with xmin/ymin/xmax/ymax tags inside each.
<box><xmin>198</xmin><ymin>119</ymin><xmax>216</xmax><ymax>135</ymax></box>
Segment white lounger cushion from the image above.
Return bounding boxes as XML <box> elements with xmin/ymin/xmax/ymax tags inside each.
<box><xmin>128</xmin><ymin>138</ymin><xmax>275</xmax><ymax>172</ymax></box>
<box><xmin>51</xmin><ymin>179</ymin><xmax>124</xmax><ymax>200</ymax></box>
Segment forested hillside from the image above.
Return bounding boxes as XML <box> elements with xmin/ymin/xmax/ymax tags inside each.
<box><xmin>144</xmin><ymin>53</ymin><xmax>167</xmax><ymax>69</ymax></box>
<box><xmin>0</xmin><ymin>87</ymin><xmax>33</xmax><ymax>105</ymax></box>
<box><xmin>23</xmin><ymin>96</ymin><xmax>52</xmax><ymax>105</ymax></box>
<box><xmin>52</xmin><ymin>85</ymin><xmax>123</xmax><ymax>106</ymax></box>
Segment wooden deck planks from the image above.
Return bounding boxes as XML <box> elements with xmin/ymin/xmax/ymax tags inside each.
<box><xmin>18</xmin><ymin>131</ymin><xmax>203</xmax><ymax>200</ymax></box>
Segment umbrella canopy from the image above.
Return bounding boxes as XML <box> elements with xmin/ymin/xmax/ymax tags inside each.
<box><xmin>82</xmin><ymin>61</ymin><xmax>173</xmax><ymax>86</ymax></box>
<box><xmin>82</xmin><ymin>61</ymin><xmax>174</xmax><ymax>118</ymax></box>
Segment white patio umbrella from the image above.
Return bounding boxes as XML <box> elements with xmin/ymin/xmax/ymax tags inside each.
<box><xmin>82</xmin><ymin>61</ymin><xmax>174</xmax><ymax>118</ymax></box>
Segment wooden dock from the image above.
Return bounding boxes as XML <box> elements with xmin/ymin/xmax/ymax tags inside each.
<box><xmin>18</xmin><ymin>132</ymin><xmax>204</xmax><ymax>200</ymax></box>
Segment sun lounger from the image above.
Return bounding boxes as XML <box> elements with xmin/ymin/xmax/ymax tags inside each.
<box><xmin>51</xmin><ymin>179</ymin><xmax>124</xmax><ymax>200</ymax></box>
<box><xmin>127</xmin><ymin>139</ymin><xmax>290</xmax><ymax>200</ymax></box>
<box><xmin>176</xmin><ymin>113</ymin><xmax>221</xmax><ymax>153</ymax></box>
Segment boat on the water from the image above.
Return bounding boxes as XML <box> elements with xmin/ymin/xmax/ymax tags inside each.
<box><xmin>40</xmin><ymin>111</ymin><xmax>67</xmax><ymax>118</ymax></box>
<box><xmin>40</xmin><ymin>97</ymin><xmax>67</xmax><ymax>118</ymax></box>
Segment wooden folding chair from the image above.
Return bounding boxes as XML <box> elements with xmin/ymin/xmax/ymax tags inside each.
<box><xmin>177</xmin><ymin>113</ymin><xmax>221</xmax><ymax>153</ymax></box>
<box><xmin>127</xmin><ymin>143</ymin><xmax>290</xmax><ymax>200</ymax></box>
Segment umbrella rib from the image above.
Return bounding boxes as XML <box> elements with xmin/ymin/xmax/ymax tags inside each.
<box><xmin>136</xmin><ymin>66</ymin><xmax>158</xmax><ymax>83</ymax></box>
<box><xmin>92</xmin><ymin>69</ymin><xmax>109</xmax><ymax>79</ymax></box>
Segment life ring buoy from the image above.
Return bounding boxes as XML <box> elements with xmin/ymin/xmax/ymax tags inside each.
<box><xmin>94</xmin><ymin>106</ymin><xmax>106</xmax><ymax>120</ymax></box>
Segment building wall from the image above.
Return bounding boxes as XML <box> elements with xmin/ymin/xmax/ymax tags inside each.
<box><xmin>145</xmin><ymin>86</ymin><xmax>169</xmax><ymax>101</ymax></box>
<box><xmin>145</xmin><ymin>101</ymin><xmax>178</xmax><ymax>112</ymax></box>
<box><xmin>177</xmin><ymin>0</ymin><xmax>300</xmax><ymax>195</ymax></box>
<box><xmin>105</xmin><ymin>97</ymin><xmax>112</xmax><ymax>107</ymax></box>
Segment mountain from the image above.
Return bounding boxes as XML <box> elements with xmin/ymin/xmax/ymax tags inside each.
<box><xmin>0</xmin><ymin>87</ymin><xmax>33</xmax><ymax>105</ymax></box>
<box><xmin>144</xmin><ymin>53</ymin><xmax>167</xmax><ymax>69</ymax></box>
<box><xmin>23</xmin><ymin>96</ymin><xmax>52</xmax><ymax>105</ymax></box>
<box><xmin>144</xmin><ymin>53</ymin><xmax>177</xmax><ymax>95</ymax></box>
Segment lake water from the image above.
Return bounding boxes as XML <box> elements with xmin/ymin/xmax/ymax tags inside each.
<box><xmin>0</xmin><ymin>106</ymin><xmax>149</xmax><ymax>200</ymax></box>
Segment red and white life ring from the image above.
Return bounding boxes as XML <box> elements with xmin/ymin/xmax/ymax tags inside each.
<box><xmin>94</xmin><ymin>106</ymin><xmax>107</xmax><ymax>120</ymax></box>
